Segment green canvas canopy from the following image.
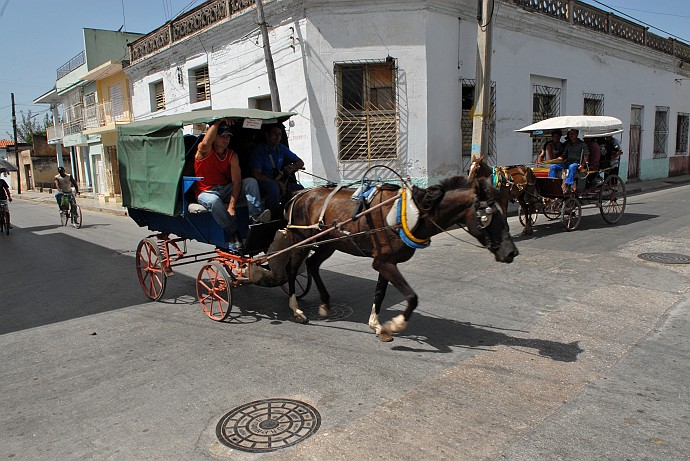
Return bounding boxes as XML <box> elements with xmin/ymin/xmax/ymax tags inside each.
<box><xmin>118</xmin><ymin>108</ymin><xmax>295</xmax><ymax>216</ymax></box>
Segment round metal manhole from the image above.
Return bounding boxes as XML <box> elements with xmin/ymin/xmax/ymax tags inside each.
<box><xmin>638</xmin><ymin>253</ymin><xmax>690</xmax><ymax>264</ymax></box>
<box><xmin>216</xmin><ymin>398</ymin><xmax>321</xmax><ymax>453</ymax></box>
<box><xmin>305</xmin><ymin>303</ymin><xmax>353</xmax><ymax>321</ymax></box>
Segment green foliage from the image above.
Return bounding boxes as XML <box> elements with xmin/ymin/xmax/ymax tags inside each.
<box><xmin>13</xmin><ymin>110</ymin><xmax>48</xmax><ymax>144</ymax></box>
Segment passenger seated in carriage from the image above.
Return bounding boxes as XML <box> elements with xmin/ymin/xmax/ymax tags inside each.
<box><xmin>536</xmin><ymin>130</ymin><xmax>563</xmax><ymax>164</ymax></box>
<box><xmin>600</xmin><ymin>136</ymin><xmax>623</xmax><ymax>178</ymax></box>
<box><xmin>250</xmin><ymin>125</ymin><xmax>304</xmax><ymax>218</ymax></box>
<box><xmin>194</xmin><ymin>118</ymin><xmax>271</xmax><ymax>253</ymax></box>
<box><xmin>548</xmin><ymin>129</ymin><xmax>589</xmax><ymax>192</ymax></box>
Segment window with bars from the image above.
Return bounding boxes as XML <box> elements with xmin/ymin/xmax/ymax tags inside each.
<box><xmin>151</xmin><ymin>80</ymin><xmax>165</xmax><ymax>112</ymax></box>
<box><xmin>676</xmin><ymin>113</ymin><xmax>689</xmax><ymax>154</ymax></box>
<box><xmin>654</xmin><ymin>106</ymin><xmax>669</xmax><ymax>157</ymax></box>
<box><xmin>334</xmin><ymin>60</ymin><xmax>398</xmax><ymax>161</ymax></box>
<box><xmin>460</xmin><ymin>79</ymin><xmax>497</xmax><ymax>168</ymax></box>
<box><xmin>532</xmin><ymin>85</ymin><xmax>561</xmax><ymax>158</ymax></box>
<box><xmin>583</xmin><ymin>93</ymin><xmax>604</xmax><ymax>115</ymax></box>
<box><xmin>191</xmin><ymin>65</ymin><xmax>210</xmax><ymax>103</ymax></box>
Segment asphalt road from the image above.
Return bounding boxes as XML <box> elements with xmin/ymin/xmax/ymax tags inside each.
<box><xmin>1</xmin><ymin>185</ymin><xmax>688</xmax><ymax>460</ymax></box>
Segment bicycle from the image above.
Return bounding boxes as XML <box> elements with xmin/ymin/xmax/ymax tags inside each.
<box><xmin>59</xmin><ymin>192</ymin><xmax>82</xmax><ymax>229</ymax></box>
<box><xmin>0</xmin><ymin>199</ymin><xmax>9</xmax><ymax>235</ymax></box>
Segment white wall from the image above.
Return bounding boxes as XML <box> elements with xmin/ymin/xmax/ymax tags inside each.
<box><xmin>125</xmin><ymin>0</ymin><xmax>690</xmax><ymax>183</ymax></box>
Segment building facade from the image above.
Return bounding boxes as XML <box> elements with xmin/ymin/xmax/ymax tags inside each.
<box><xmin>121</xmin><ymin>0</ymin><xmax>689</xmax><ymax>185</ymax></box>
<box><xmin>36</xmin><ymin>28</ymin><xmax>143</xmax><ymax>201</ymax></box>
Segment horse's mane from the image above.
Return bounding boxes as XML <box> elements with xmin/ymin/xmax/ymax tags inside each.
<box><xmin>413</xmin><ymin>175</ymin><xmax>474</xmax><ymax>213</ymax></box>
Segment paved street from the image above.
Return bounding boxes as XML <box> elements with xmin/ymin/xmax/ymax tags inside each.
<box><xmin>1</xmin><ymin>182</ymin><xmax>689</xmax><ymax>460</ymax></box>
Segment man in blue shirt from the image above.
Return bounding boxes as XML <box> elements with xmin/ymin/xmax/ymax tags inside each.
<box><xmin>250</xmin><ymin>125</ymin><xmax>304</xmax><ymax>217</ymax></box>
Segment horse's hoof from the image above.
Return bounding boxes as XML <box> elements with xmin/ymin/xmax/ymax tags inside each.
<box><xmin>294</xmin><ymin>313</ymin><xmax>309</xmax><ymax>324</ymax></box>
<box><xmin>318</xmin><ymin>304</ymin><xmax>330</xmax><ymax>318</ymax></box>
<box><xmin>377</xmin><ymin>332</ymin><xmax>393</xmax><ymax>342</ymax></box>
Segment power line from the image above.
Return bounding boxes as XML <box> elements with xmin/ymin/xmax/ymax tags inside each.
<box><xmin>589</xmin><ymin>0</ymin><xmax>690</xmax><ymax>45</ymax></box>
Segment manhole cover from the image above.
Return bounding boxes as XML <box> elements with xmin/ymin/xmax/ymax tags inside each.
<box><xmin>305</xmin><ymin>303</ymin><xmax>353</xmax><ymax>321</ymax></box>
<box><xmin>216</xmin><ymin>398</ymin><xmax>321</xmax><ymax>453</ymax></box>
<box><xmin>638</xmin><ymin>253</ymin><xmax>690</xmax><ymax>264</ymax></box>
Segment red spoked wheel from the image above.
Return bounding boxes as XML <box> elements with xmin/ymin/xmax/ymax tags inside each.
<box><xmin>197</xmin><ymin>262</ymin><xmax>233</xmax><ymax>321</ymax></box>
<box><xmin>135</xmin><ymin>238</ymin><xmax>167</xmax><ymax>301</ymax></box>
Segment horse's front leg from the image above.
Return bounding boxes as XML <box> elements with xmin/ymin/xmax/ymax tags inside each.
<box><xmin>372</xmin><ymin>260</ymin><xmax>417</xmax><ymax>342</ymax></box>
<box><xmin>286</xmin><ymin>252</ymin><xmax>310</xmax><ymax>323</ymax></box>
<box><xmin>519</xmin><ymin>199</ymin><xmax>533</xmax><ymax>236</ymax></box>
<box><xmin>368</xmin><ymin>273</ymin><xmax>389</xmax><ymax>337</ymax></box>
<box><xmin>306</xmin><ymin>246</ymin><xmax>336</xmax><ymax>318</ymax></box>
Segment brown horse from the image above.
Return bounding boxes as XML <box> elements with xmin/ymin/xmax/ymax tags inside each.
<box><xmin>468</xmin><ymin>158</ymin><xmax>539</xmax><ymax>236</ymax></box>
<box><xmin>282</xmin><ymin>175</ymin><xmax>518</xmax><ymax>342</ymax></box>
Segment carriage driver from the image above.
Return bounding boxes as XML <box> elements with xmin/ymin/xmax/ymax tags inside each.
<box><xmin>195</xmin><ymin>118</ymin><xmax>271</xmax><ymax>253</ymax></box>
<box><xmin>548</xmin><ymin>129</ymin><xmax>590</xmax><ymax>192</ymax></box>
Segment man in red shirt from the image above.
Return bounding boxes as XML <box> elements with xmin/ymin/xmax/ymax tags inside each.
<box><xmin>195</xmin><ymin>118</ymin><xmax>270</xmax><ymax>252</ymax></box>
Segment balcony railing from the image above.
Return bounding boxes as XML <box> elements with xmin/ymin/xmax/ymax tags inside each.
<box><xmin>57</xmin><ymin>50</ymin><xmax>86</xmax><ymax>79</ymax></box>
<box><xmin>509</xmin><ymin>0</ymin><xmax>690</xmax><ymax>63</ymax></box>
<box><xmin>84</xmin><ymin>100</ymin><xmax>132</xmax><ymax>129</ymax></box>
<box><xmin>129</xmin><ymin>0</ymin><xmax>254</xmax><ymax>63</ymax></box>
<box><xmin>47</xmin><ymin>124</ymin><xmax>64</xmax><ymax>143</ymax></box>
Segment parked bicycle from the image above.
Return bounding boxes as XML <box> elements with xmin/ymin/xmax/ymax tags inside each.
<box><xmin>58</xmin><ymin>191</ymin><xmax>82</xmax><ymax>229</ymax></box>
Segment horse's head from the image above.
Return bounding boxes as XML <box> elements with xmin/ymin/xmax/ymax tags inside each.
<box><xmin>465</xmin><ymin>177</ymin><xmax>518</xmax><ymax>263</ymax></box>
<box><xmin>467</xmin><ymin>156</ymin><xmax>492</xmax><ymax>181</ymax></box>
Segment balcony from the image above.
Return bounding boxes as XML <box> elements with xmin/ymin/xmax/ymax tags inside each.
<box><xmin>84</xmin><ymin>100</ymin><xmax>132</xmax><ymax>130</ymax></box>
<box><xmin>47</xmin><ymin>124</ymin><xmax>64</xmax><ymax>143</ymax></box>
<box><xmin>509</xmin><ymin>0</ymin><xmax>690</xmax><ymax>63</ymax></box>
<box><xmin>57</xmin><ymin>51</ymin><xmax>86</xmax><ymax>80</ymax></box>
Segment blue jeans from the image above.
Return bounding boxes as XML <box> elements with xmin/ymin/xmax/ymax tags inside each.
<box><xmin>548</xmin><ymin>162</ymin><xmax>579</xmax><ymax>185</ymax></box>
<box><xmin>55</xmin><ymin>191</ymin><xmax>75</xmax><ymax>208</ymax></box>
<box><xmin>197</xmin><ymin>178</ymin><xmax>264</xmax><ymax>233</ymax></box>
<box><xmin>258</xmin><ymin>179</ymin><xmax>304</xmax><ymax>217</ymax></box>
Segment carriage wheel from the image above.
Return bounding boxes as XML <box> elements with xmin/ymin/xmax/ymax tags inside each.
<box><xmin>560</xmin><ymin>197</ymin><xmax>581</xmax><ymax>231</ymax></box>
<box><xmin>72</xmin><ymin>205</ymin><xmax>83</xmax><ymax>228</ymax></box>
<box><xmin>518</xmin><ymin>207</ymin><xmax>538</xmax><ymax>227</ymax></box>
<box><xmin>281</xmin><ymin>271</ymin><xmax>313</xmax><ymax>299</ymax></box>
<box><xmin>197</xmin><ymin>262</ymin><xmax>233</xmax><ymax>321</ymax></box>
<box><xmin>543</xmin><ymin>199</ymin><xmax>561</xmax><ymax>220</ymax></box>
<box><xmin>599</xmin><ymin>174</ymin><xmax>626</xmax><ymax>224</ymax></box>
<box><xmin>135</xmin><ymin>238</ymin><xmax>167</xmax><ymax>301</ymax></box>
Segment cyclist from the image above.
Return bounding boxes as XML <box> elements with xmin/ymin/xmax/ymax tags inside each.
<box><xmin>0</xmin><ymin>168</ymin><xmax>12</xmax><ymax>224</ymax></box>
<box><xmin>54</xmin><ymin>166</ymin><xmax>80</xmax><ymax>211</ymax></box>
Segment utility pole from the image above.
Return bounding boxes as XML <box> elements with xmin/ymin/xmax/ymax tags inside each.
<box><xmin>470</xmin><ymin>0</ymin><xmax>494</xmax><ymax>161</ymax></box>
<box><xmin>255</xmin><ymin>0</ymin><xmax>281</xmax><ymax>112</ymax></box>
<box><xmin>11</xmin><ymin>93</ymin><xmax>21</xmax><ymax>194</ymax></box>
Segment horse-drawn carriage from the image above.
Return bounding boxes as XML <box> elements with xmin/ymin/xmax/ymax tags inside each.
<box><xmin>473</xmin><ymin>116</ymin><xmax>627</xmax><ymax>233</ymax></box>
<box><xmin>120</xmin><ymin>108</ymin><xmax>518</xmax><ymax>341</ymax></box>
<box><xmin>119</xmin><ymin>108</ymin><xmax>314</xmax><ymax>321</ymax></box>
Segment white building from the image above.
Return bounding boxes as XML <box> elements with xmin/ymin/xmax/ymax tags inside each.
<box><xmin>125</xmin><ymin>0</ymin><xmax>690</xmax><ymax>185</ymax></box>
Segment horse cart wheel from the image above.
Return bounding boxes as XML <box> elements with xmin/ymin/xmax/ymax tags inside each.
<box><xmin>518</xmin><ymin>207</ymin><xmax>538</xmax><ymax>227</ymax></box>
<box><xmin>281</xmin><ymin>271</ymin><xmax>313</xmax><ymax>300</ymax></box>
<box><xmin>560</xmin><ymin>197</ymin><xmax>582</xmax><ymax>231</ymax></box>
<box><xmin>599</xmin><ymin>174</ymin><xmax>626</xmax><ymax>224</ymax></box>
<box><xmin>136</xmin><ymin>238</ymin><xmax>167</xmax><ymax>301</ymax></box>
<box><xmin>197</xmin><ymin>262</ymin><xmax>233</xmax><ymax>321</ymax></box>
<box><xmin>542</xmin><ymin>199</ymin><xmax>561</xmax><ymax>220</ymax></box>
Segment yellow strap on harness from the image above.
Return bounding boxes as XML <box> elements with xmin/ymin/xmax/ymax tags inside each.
<box><xmin>400</xmin><ymin>188</ymin><xmax>428</xmax><ymax>245</ymax></box>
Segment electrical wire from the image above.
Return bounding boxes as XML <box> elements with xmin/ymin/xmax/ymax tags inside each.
<box><xmin>588</xmin><ymin>0</ymin><xmax>690</xmax><ymax>45</ymax></box>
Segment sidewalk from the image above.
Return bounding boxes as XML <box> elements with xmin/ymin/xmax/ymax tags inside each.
<box><xmin>13</xmin><ymin>174</ymin><xmax>690</xmax><ymax>218</ymax></box>
<box><xmin>14</xmin><ymin>190</ymin><xmax>128</xmax><ymax>216</ymax></box>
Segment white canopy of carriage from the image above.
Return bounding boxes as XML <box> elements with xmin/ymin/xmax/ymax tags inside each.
<box><xmin>515</xmin><ymin>115</ymin><xmax>623</xmax><ymax>138</ymax></box>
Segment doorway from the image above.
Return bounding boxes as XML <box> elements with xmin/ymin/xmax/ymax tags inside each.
<box><xmin>628</xmin><ymin>105</ymin><xmax>642</xmax><ymax>180</ymax></box>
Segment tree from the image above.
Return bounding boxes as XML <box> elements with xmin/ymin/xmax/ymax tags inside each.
<box><xmin>9</xmin><ymin>110</ymin><xmax>48</xmax><ymax>144</ymax></box>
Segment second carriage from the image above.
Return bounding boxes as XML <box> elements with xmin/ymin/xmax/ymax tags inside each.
<box><xmin>487</xmin><ymin>115</ymin><xmax>627</xmax><ymax>232</ymax></box>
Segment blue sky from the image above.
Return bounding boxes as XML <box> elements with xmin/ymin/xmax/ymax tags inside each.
<box><xmin>1</xmin><ymin>0</ymin><xmax>688</xmax><ymax>139</ymax></box>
